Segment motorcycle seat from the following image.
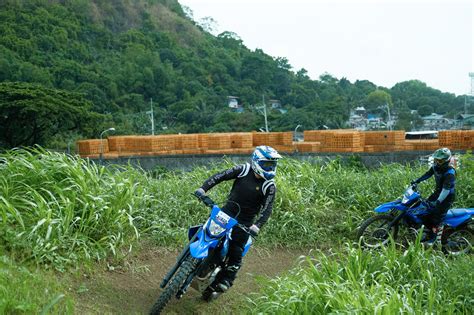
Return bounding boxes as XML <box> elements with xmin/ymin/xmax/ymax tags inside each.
<box><xmin>446</xmin><ymin>208</ymin><xmax>474</xmax><ymax>218</ymax></box>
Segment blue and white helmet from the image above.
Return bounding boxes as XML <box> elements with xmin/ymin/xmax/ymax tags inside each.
<box><xmin>251</xmin><ymin>145</ymin><xmax>282</xmax><ymax>180</ymax></box>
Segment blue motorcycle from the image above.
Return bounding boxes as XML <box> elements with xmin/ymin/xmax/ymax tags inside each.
<box><xmin>149</xmin><ymin>194</ymin><xmax>253</xmax><ymax>314</ymax></box>
<box><xmin>357</xmin><ymin>184</ymin><xmax>474</xmax><ymax>255</ymax></box>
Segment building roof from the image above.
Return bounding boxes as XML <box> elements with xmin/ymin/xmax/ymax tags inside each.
<box><xmin>422</xmin><ymin>113</ymin><xmax>444</xmax><ymax>120</ymax></box>
<box><xmin>456</xmin><ymin>113</ymin><xmax>474</xmax><ymax>120</ymax></box>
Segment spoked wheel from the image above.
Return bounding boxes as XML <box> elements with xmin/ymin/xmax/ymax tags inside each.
<box><xmin>357</xmin><ymin>214</ymin><xmax>398</xmax><ymax>248</ymax></box>
<box><xmin>397</xmin><ymin>226</ymin><xmax>420</xmax><ymax>248</ymax></box>
<box><xmin>442</xmin><ymin>227</ymin><xmax>473</xmax><ymax>255</ymax></box>
<box><xmin>150</xmin><ymin>256</ymin><xmax>197</xmax><ymax>315</ymax></box>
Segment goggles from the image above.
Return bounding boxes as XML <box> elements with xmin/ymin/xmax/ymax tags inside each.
<box><xmin>258</xmin><ymin>160</ymin><xmax>277</xmax><ymax>171</ymax></box>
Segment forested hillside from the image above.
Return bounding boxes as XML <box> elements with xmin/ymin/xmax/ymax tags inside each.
<box><xmin>0</xmin><ymin>0</ymin><xmax>468</xmax><ymax>148</ymax></box>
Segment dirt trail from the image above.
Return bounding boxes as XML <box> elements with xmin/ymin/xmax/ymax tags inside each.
<box><xmin>73</xmin><ymin>245</ymin><xmax>313</xmax><ymax>315</ymax></box>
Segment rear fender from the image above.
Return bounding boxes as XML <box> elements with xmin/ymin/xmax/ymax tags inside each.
<box><xmin>375</xmin><ymin>200</ymin><xmax>405</xmax><ymax>213</ymax></box>
<box><xmin>444</xmin><ymin>215</ymin><xmax>472</xmax><ymax>228</ymax></box>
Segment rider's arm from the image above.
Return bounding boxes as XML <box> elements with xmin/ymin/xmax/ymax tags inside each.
<box><xmin>254</xmin><ymin>183</ymin><xmax>276</xmax><ymax>228</ymax></box>
<box><xmin>200</xmin><ymin>164</ymin><xmax>245</xmax><ymax>192</ymax></box>
<box><xmin>436</xmin><ymin>189</ymin><xmax>450</xmax><ymax>203</ymax></box>
<box><xmin>414</xmin><ymin>167</ymin><xmax>434</xmax><ymax>183</ymax></box>
<box><xmin>436</xmin><ymin>172</ymin><xmax>455</xmax><ymax>203</ymax></box>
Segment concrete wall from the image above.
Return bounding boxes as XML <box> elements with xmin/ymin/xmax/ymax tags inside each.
<box><xmin>91</xmin><ymin>151</ymin><xmax>447</xmax><ymax>171</ymax></box>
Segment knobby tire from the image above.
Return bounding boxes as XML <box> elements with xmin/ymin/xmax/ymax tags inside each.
<box><xmin>150</xmin><ymin>256</ymin><xmax>196</xmax><ymax>315</ymax></box>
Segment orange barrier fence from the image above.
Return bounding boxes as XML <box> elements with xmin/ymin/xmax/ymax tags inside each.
<box><xmin>77</xmin><ymin>130</ymin><xmax>474</xmax><ymax>159</ymax></box>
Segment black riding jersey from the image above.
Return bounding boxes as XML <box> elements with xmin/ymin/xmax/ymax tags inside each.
<box><xmin>200</xmin><ymin>163</ymin><xmax>276</xmax><ymax>227</ymax></box>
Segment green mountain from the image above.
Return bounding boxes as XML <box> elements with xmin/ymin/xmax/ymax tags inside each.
<box><xmin>0</xmin><ymin>0</ymin><xmax>468</xmax><ymax>148</ymax></box>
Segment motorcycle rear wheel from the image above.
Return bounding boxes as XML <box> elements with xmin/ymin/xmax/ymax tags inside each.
<box><xmin>150</xmin><ymin>256</ymin><xmax>197</xmax><ymax>315</ymax></box>
<box><xmin>357</xmin><ymin>214</ymin><xmax>399</xmax><ymax>248</ymax></box>
<box><xmin>441</xmin><ymin>227</ymin><xmax>473</xmax><ymax>255</ymax></box>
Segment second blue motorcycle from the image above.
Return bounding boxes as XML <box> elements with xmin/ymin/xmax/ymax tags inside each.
<box><xmin>357</xmin><ymin>183</ymin><xmax>474</xmax><ymax>254</ymax></box>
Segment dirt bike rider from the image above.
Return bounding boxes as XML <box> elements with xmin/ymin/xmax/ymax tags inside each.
<box><xmin>411</xmin><ymin>147</ymin><xmax>456</xmax><ymax>244</ymax></box>
<box><xmin>194</xmin><ymin>145</ymin><xmax>281</xmax><ymax>297</ymax></box>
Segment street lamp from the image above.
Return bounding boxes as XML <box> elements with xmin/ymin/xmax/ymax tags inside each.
<box><xmin>294</xmin><ymin>124</ymin><xmax>302</xmax><ymax>141</ymax></box>
<box><xmin>100</xmin><ymin>127</ymin><xmax>115</xmax><ymax>163</ymax></box>
<box><xmin>254</xmin><ymin>95</ymin><xmax>269</xmax><ymax>132</ymax></box>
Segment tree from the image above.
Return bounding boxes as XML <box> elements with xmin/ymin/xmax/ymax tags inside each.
<box><xmin>366</xmin><ymin>89</ymin><xmax>393</xmax><ymax>111</ymax></box>
<box><xmin>0</xmin><ymin>82</ymin><xmax>104</xmax><ymax>148</ymax></box>
<box><xmin>418</xmin><ymin>105</ymin><xmax>434</xmax><ymax>117</ymax></box>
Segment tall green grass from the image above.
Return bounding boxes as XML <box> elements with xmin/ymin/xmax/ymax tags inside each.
<box><xmin>247</xmin><ymin>242</ymin><xmax>474</xmax><ymax>314</ymax></box>
<box><xmin>0</xmin><ymin>254</ymin><xmax>73</xmax><ymax>314</ymax></box>
<box><xmin>1</xmin><ymin>148</ymin><xmax>473</xmax><ymax>270</ymax></box>
<box><xmin>0</xmin><ymin>148</ymin><xmax>152</xmax><ymax>269</ymax></box>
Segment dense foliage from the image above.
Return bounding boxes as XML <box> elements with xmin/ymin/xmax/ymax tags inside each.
<box><xmin>0</xmin><ymin>82</ymin><xmax>106</xmax><ymax>147</ymax></box>
<box><xmin>0</xmin><ymin>0</ymin><xmax>469</xmax><ymax>149</ymax></box>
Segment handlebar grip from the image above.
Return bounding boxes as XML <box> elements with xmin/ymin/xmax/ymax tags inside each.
<box><xmin>198</xmin><ymin>195</ymin><xmax>216</xmax><ymax>208</ymax></box>
<box><xmin>238</xmin><ymin>224</ymin><xmax>258</xmax><ymax>238</ymax></box>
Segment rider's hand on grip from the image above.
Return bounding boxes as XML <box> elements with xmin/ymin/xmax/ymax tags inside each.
<box><xmin>249</xmin><ymin>224</ymin><xmax>260</xmax><ymax>237</ymax></box>
<box><xmin>194</xmin><ymin>188</ymin><xmax>215</xmax><ymax>207</ymax></box>
<box><xmin>194</xmin><ymin>188</ymin><xmax>206</xmax><ymax>198</ymax></box>
<box><xmin>201</xmin><ymin>196</ymin><xmax>216</xmax><ymax>208</ymax></box>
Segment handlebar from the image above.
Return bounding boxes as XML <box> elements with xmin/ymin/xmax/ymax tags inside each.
<box><xmin>193</xmin><ymin>192</ymin><xmax>257</xmax><ymax>237</ymax></box>
<box><xmin>236</xmin><ymin>224</ymin><xmax>258</xmax><ymax>238</ymax></box>
<box><xmin>193</xmin><ymin>191</ymin><xmax>216</xmax><ymax>208</ymax></box>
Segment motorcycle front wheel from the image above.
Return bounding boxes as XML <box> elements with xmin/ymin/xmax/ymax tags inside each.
<box><xmin>356</xmin><ymin>214</ymin><xmax>399</xmax><ymax>248</ymax></box>
<box><xmin>150</xmin><ymin>256</ymin><xmax>197</xmax><ymax>315</ymax></box>
<box><xmin>441</xmin><ymin>227</ymin><xmax>473</xmax><ymax>255</ymax></box>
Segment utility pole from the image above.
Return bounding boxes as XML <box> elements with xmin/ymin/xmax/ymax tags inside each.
<box><xmin>386</xmin><ymin>103</ymin><xmax>392</xmax><ymax>131</ymax></box>
<box><xmin>465</xmin><ymin>95</ymin><xmax>468</xmax><ymax>115</ymax></box>
<box><xmin>262</xmin><ymin>95</ymin><xmax>268</xmax><ymax>132</ymax></box>
<box><xmin>147</xmin><ymin>98</ymin><xmax>155</xmax><ymax>135</ymax></box>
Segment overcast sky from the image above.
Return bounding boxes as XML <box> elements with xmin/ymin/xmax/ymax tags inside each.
<box><xmin>179</xmin><ymin>0</ymin><xmax>473</xmax><ymax>96</ymax></box>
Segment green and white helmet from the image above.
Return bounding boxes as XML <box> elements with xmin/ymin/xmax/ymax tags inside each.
<box><xmin>432</xmin><ymin>147</ymin><xmax>452</xmax><ymax>165</ymax></box>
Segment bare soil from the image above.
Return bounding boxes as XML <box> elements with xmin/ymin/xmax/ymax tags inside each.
<box><xmin>72</xmin><ymin>244</ymin><xmax>313</xmax><ymax>315</ymax></box>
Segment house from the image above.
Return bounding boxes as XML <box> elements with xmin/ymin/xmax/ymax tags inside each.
<box><xmin>354</xmin><ymin>106</ymin><xmax>366</xmax><ymax>117</ymax></box>
<box><xmin>367</xmin><ymin>114</ymin><xmax>386</xmax><ymax>129</ymax></box>
<box><xmin>269</xmin><ymin>99</ymin><xmax>281</xmax><ymax>109</ymax></box>
<box><xmin>421</xmin><ymin>113</ymin><xmax>455</xmax><ymax>130</ymax></box>
<box><xmin>227</xmin><ymin>96</ymin><xmax>243</xmax><ymax>112</ymax></box>
<box><xmin>269</xmin><ymin>99</ymin><xmax>287</xmax><ymax>114</ymax></box>
<box><xmin>227</xmin><ymin>96</ymin><xmax>239</xmax><ymax>108</ymax></box>
<box><xmin>455</xmin><ymin>114</ymin><xmax>474</xmax><ymax>129</ymax></box>
<box><xmin>348</xmin><ymin>114</ymin><xmax>367</xmax><ymax>130</ymax></box>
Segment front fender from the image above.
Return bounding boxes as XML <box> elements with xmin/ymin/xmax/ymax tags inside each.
<box><xmin>189</xmin><ymin>229</ymin><xmax>219</xmax><ymax>259</ymax></box>
<box><xmin>375</xmin><ymin>200</ymin><xmax>405</xmax><ymax>213</ymax></box>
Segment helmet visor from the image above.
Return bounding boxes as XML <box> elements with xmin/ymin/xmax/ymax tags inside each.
<box><xmin>258</xmin><ymin>160</ymin><xmax>277</xmax><ymax>172</ymax></box>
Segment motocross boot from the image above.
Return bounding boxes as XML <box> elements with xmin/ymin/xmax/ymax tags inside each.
<box><xmin>201</xmin><ymin>279</ymin><xmax>230</xmax><ymax>302</ymax></box>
